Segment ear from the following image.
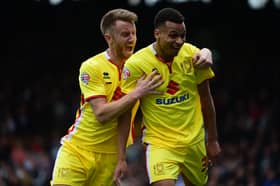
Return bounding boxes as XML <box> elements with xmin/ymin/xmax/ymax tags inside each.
<box><xmin>104</xmin><ymin>33</ymin><xmax>111</xmax><ymax>43</ymax></box>
<box><xmin>154</xmin><ymin>28</ymin><xmax>160</xmax><ymax>40</ymax></box>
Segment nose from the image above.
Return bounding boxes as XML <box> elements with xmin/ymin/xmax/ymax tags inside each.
<box><xmin>176</xmin><ymin>37</ymin><xmax>184</xmax><ymax>45</ymax></box>
<box><xmin>128</xmin><ymin>33</ymin><xmax>136</xmax><ymax>42</ymax></box>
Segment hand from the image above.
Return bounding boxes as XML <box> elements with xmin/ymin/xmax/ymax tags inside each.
<box><xmin>134</xmin><ymin>70</ymin><xmax>164</xmax><ymax>98</ymax></box>
<box><xmin>113</xmin><ymin>159</ymin><xmax>127</xmax><ymax>186</ymax></box>
<box><xmin>193</xmin><ymin>48</ymin><xmax>213</xmax><ymax>68</ymax></box>
<box><xmin>206</xmin><ymin>140</ymin><xmax>221</xmax><ymax>165</ymax></box>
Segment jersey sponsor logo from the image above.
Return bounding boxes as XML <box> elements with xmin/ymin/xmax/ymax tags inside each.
<box><xmin>80</xmin><ymin>72</ymin><xmax>90</xmax><ymax>85</ymax></box>
<box><xmin>103</xmin><ymin>72</ymin><xmax>110</xmax><ymax>79</ymax></box>
<box><xmin>123</xmin><ymin>67</ymin><xmax>130</xmax><ymax>80</ymax></box>
<box><xmin>155</xmin><ymin>93</ymin><xmax>189</xmax><ymax>105</ymax></box>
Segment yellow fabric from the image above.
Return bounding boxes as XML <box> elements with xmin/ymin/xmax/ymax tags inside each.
<box><xmin>121</xmin><ymin>43</ymin><xmax>215</xmax><ymax>153</ymax></box>
<box><xmin>52</xmin><ymin>51</ymin><xmax>140</xmax><ymax>185</ymax></box>
<box><xmin>51</xmin><ymin>143</ymin><xmax>118</xmax><ymax>185</ymax></box>
<box><xmin>126</xmin><ymin>100</ymin><xmax>140</xmax><ymax>146</ymax></box>
<box><xmin>146</xmin><ymin>140</ymin><xmax>208</xmax><ymax>185</ymax></box>
<box><xmin>62</xmin><ymin>51</ymin><xmax>138</xmax><ymax>153</ymax></box>
<box><xmin>62</xmin><ymin>52</ymin><xmax>120</xmax><ymax>153</ymax></box>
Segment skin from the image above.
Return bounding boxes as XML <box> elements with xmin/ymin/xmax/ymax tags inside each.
<box><xmin>154</xmin><ymin>21</ymin><xmax>186</xmax><ymax>62</ymax></box>
<box><xmin>105</xmin><ymin>20</ymin><xmax>137</xmax><ymax>66</ymax></box>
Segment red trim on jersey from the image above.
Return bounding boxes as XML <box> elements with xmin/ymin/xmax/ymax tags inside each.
<box><xmin>155</xmin><ymin>54</ymin><xmax>173</xmax><ymax>73</ymax></box>
<box><xmin>85</xmin><ymin>95</ymin><xmax>106</xmax><ymax>102</ymax></box>
<box><xmin>112</xmin><ymin>87</ymin><xmax>126</xmax><ymax>100</ymax></box>
<box><xmin>108</xmin><ymin>59</ymin><xmax>123</xmax><ymax>81</ymax></box>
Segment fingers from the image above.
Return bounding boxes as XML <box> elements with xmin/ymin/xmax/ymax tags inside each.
<box><xmin>208</xmin><ymin>159</ymin><xmax>214</xmax><ymax>168</ymax></box>
<box><xmin>148</xmin><ymin>90</ymin><xmax>164</xmax><ymax>95</ymax></box>
<box><xmin>192</xmin><ymin>49</ymin><xmax>213</xmax><ymax>68</ymax></box>
<box><xmin>149</xmin><ymin>79</ymin><xmax>164</xmax><ymax>90</ymax></box>
<box><xmin>143</xmin><ymin>70</ymin><xmax>163</xmax><ymax>89</ymax></box>
<box><xmin>146</xmin><ymin>69</ymin><xmax>160</xmax><ymax>81</ymax></box>
<box><xmin>134</xmin><ymin>69</ymin><xmax>164</xmax><ymax>97</ymax></box>
<box><xmin>139</xmin><ymin>73</ymin><xmax>146</xmax><ymax>81</ymax></box>
<box><xmin>114</xmin><ymin>178</ymin><xmax>121</xmax><ymax>186</ymax></box>
<box><xmin>193</xmin><ymin>55</ymin><xmax>206</xmax><ymax>68</ymax></box>
<box><xmin>192</xmin><ymin>53</ymin><xmax>199</xmax><ymax>64</ymax></box>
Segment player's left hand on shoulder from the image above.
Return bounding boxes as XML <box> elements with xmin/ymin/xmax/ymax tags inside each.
<box><xmin>193</xmin><ymin>48</ymin><xmax>213</xmax><ymax>69</ymax></box>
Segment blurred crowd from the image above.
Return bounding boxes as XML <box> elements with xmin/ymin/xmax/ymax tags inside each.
<box><xmin>0</xmin><ymin>59</ymin><xmax>279</xmax><ymax>186</ymax></box>
<box><xmin>1</xmin><ymin>1</ymin><xmax>279</xmax><ymax>185</ymax></box>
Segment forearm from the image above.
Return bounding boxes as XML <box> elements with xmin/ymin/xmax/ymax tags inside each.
<box><xmin>198</xmin><ymin>81</ymin><xmax>218</xmax><ymax>141</ymax></box>
<box><xmin>199</xmin><ymin>81</ymin><xmax>221</xmax><ymax>159</ymax></box>
<box><xmin>94</xmin><ymin>70</ymin><xmax>163</xmax><ymax>124</ymax></box>
<box><xmin>117</xmin><ymin>111</ymin><xmax>131</xmax><ymax>161</ymax></box>
<box><xmin>92</xmin><ymin>91</ymin><xmax>140</xmax><ymax>124</ymax></box>
<box><xmin>202</xmin><ymin>96</ymin><xmax>218</xmax><ymax>141</ymax></box>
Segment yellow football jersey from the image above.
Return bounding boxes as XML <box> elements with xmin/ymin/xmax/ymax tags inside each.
<box><xmin>62</xmin><ymin>51</ymin><xmax>137</xmax><ymax>153</ymax></box>
<box><xmin>121</xmin><ymin>43</ymin><xmax>215</xmax><ymax>153</ymax></box>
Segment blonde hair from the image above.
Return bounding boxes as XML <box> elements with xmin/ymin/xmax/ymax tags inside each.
<box><xmin>100</xmin><ymin>9</ymin><xmax>138</xmax><ymax>35</ymax></box>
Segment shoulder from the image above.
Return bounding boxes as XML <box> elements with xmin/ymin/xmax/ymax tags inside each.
<box><xmin>80</xmin><ymin>52</ymin><xmax>106</xmax><ymax>70</ymax></box>
<box><xmin>126</xmin><ymin>45</ymin><xmax>153</xmax><ymax>65</ymax></box>
<box><xmin>182</xmin><ymin>43</ymin><xmax>199</xmax><ymax>52</ymax></box>
<box><xmin>178</xmin><ymin>43</ymin><xmax>200</xmax><ymax>57</ymax></box>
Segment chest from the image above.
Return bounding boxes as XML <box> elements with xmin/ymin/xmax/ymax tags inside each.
<box><xmin>141</xmin><ymin>57</ymin><xmax>197</xmax><ymax>92</ymax></box>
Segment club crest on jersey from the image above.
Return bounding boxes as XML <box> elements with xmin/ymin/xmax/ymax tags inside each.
<box><xmin>123</xmin><ymin>67</ymin><xmax>130</xmax><ymax>80</ymax></box>
<box><xmin>80</xmin><ymin>72</ymin><xmax>90</xmax><ymax>85</ymax></box>
<box><xmin>182</xmin><ymin>57</ymin><xmax>192</xmax><ymax>74</ymax></box>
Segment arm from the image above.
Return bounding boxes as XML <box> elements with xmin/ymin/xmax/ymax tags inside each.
<box><xmin>113</xmin><ymin>109</ymin><xmax>132</xmax><ymax>184</ymax></box>
<box><xmin>193</xmin><ymin>48</ymin><xmax>213</xmax><ymax>68</ymax></box>
<box><xmin>198</xmin><ymin>80</ymin><xmax>221</xmax><ymax>162</ymax></box>
<box><xmin>90</xmin><ymin>70</ymin><xmax>163</xmax><ymax>124</ymax></box>
<box><xmin>133</xmin><ymin>108</ymin><xmax>143</xmax><ymax>142</ymax></box>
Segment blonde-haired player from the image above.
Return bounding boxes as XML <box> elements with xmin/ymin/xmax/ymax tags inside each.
<box><xmin>50</xmin><ymin>9</ymin><xmax>163</xmax><ymax>186</ymax></box>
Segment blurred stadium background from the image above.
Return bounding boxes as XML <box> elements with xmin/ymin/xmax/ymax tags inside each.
<box><xmin>0</xmin><ymin>0</ymin><xmax>279</xmax><ymax>185</ymax></box>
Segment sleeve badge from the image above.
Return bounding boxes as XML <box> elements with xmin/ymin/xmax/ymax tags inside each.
<box><xmin>80</xmin><ymin>72</ymin><xmax>90</xmax><ymax>85</ymax></box>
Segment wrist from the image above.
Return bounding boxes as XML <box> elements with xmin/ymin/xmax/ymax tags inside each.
<box><xmin>118</xmin><ymin>154</ymin><xmax>126</xmax><ymax>161</ymax></box>
<box><xmin>118</xmin><ymin>150</ymin><xmax>126</xmax><ymax>161</ymax></box>
<box><xmin>129</xmin><ymin>90</ymin><xmax>141</xmax><ymax>100</ymax></box>
<box><xmin>207</xmin><ymin>138</ymin><xmax>218</xmax><ymax>143</ymax></box>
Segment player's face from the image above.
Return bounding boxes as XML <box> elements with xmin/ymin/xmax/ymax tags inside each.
<box><xmin>110</xmin><ymin>20</ymin><xmax>137</xmax><ymax>60</ymax></box>
<box><xmin>155</xmin><ymin>21</ymin><xmax>186</xmax><ymax>59</ymax></box>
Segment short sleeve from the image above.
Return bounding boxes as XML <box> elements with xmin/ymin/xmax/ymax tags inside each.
<box><xmin>121</xmin><ymin>59</ymin><xmax>143</xmax><ymax>94</ymax></box>
<box><xmin>79</xmin><ymin>61</ymin><xmax>106</xmax><ymax>101</ymax></box>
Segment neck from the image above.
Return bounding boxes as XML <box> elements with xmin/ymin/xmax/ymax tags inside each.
<box><xmin>107</xmin><ymin>49</ymin><xmax>125</xmax><ymax>68</ymax></box>
<box><xmin>153</xmin><ymin>43</ymin><xmax>173</xmax><ymax>63</ymax></box>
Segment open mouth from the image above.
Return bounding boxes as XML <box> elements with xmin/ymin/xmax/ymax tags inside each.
<box><xmin>126</xmin><ymin>46</ymin><xmax>134</xmax><ymax>52</ymax></box>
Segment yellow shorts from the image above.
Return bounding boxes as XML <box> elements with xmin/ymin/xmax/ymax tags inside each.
<box><xmin>146</xmin><ymin>140</ymin><xmax>208</xmax><ymax>185</ymax></box>
<box><xmin>51</xmin><ymin>143</ymin><xmax>118</xmax><ymax>186</ymax></box>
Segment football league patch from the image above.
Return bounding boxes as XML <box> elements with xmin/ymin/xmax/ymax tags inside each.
<box><xmin>80</xmin><ymin>72</ymin><xmax>90</xmax><ymax>85</ymax></box>
<box><xmin>123</xmin><ymin>67</ymin><xmax>130</xmax><ymax>80</ymax></box>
